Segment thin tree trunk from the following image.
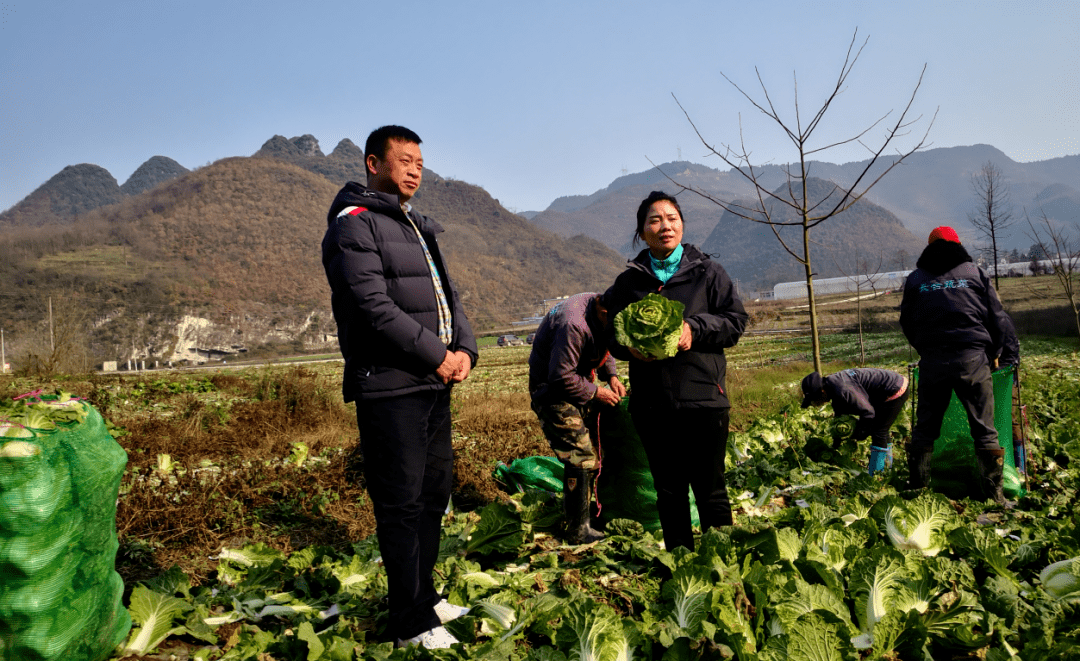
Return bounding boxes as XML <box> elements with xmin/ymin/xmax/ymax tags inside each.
<box><xmin>803</xmin><ymin>211</ymin><xmax>822</xmax><ymax>373</ymax></box>
<box><xmin>991</xmin><ymin>231</ymin><xmax>1000</xmax><ymax>290</ymax></box>
<box><xmin>857</xmin><ymin>281</ymin><xmax>866</xmax><ymax>365</ymax></box>
<box><xmin>1072</xmin><ymin>294</ymin><xmax>1080</xmax><ymax>344</ymax></box>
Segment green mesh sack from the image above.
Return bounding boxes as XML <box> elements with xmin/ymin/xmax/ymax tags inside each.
<box><xmin>913</xmin><ymin>366</ymin><xmax>1024</xmax><ymax>498</ymax></box>
<box><xmin>0</xmin><ymin>392</ymin><xmax>131</xmax><ymax>661</ymax></box>
<box><xmin>493</xmin><ymin>456</ymin><xmax>564</xmax><ymax>493</ymax></box>
<box><xmin>593</xmin><ymin>398</ymin><xmax>699</xmax><ymax>532</ymax></box>
<box><xmin>493</xmin><ymin>400</ymin><xmax>700</xmax><ymax>531</ymax></box>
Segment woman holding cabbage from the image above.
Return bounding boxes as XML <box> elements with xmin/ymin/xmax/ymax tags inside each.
<box><xmin>604</xmin><ymin>190</ymin><xmax>748</xmax><ymax>551</ymax></box>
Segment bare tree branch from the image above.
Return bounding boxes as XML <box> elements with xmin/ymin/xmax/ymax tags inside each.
<box><xmin>1024</xmin><ymin>207</ymin><xmax>1080</xmax><ymax>342</ymax></box>
<box><xmin>658</xmin><ymin>31</ymin><xmax>934</xmax><ymax>371</ymax></box>
<box><xmin>969</xmin><ymin>161</ymin><xmax>1015</xmax><ymax>289</ymax></box>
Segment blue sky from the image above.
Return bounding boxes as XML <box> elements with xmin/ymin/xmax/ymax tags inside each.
<box><xmin>2</xmin><ymin>0</ymin><xmax>1077</xmax><ymax>215</ymax></box>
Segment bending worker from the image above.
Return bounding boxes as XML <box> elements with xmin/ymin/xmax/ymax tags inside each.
<box><xmin>800</xmin><ymin>368</ymin><xmax>909</xmax><ymax>474</ymax></box>
<box><xmin>528</xmin><ymin>292</ymin><xmax>626</xmax><ymax>544</ymax></box>
<box><xmin>899</xmin><ymin>226</ymin><xmax>1019</xmax><ymax>505</ymax></box>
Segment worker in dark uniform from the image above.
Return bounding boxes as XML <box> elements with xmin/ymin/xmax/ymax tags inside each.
<box><xmin>899</xmin><ymin>226</ymin><xmax>1019</xmax><ymax>505</ymax></box>
<box><xmin>800</xmin><ymin>368</ymin><xmax>909</xmax><ymax>474</ymax></box>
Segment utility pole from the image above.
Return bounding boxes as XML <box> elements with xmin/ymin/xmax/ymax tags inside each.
<box><xmin>1</xmin><ymin>328</ymin><xmax>6</xmax><ymax>373</ymax></box>
<box><xmin>49</xmin><ymin>297</ymin><xmax>55</xmax><ymax>352</ymax></box>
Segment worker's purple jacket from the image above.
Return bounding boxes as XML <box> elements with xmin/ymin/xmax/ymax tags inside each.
<box><xmin>528</xmin><ymin>292</ymin><xmax>617</xmax><ymax>406</ymax></box>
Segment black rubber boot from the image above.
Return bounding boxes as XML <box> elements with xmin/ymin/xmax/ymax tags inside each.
<box><xmin>975</xmin><ymin>448</ymin><xmax>1012</xmax><ymax>507</ymax></box>
<box><xmin>907</xmin><ymin>444</ymin><xmax>933</xmax><ymax>490</ymax></box>
<box><xmin>563</xmin><ymin>466</ymin><xmax>604</xmax><ymax>544</ymax></box>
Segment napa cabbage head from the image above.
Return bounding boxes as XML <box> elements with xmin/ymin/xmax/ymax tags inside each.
<box><xmin>829</xmin><ymin>415</ymin><xmax>858</xmax><ymax>439</ymax></box>
<box><xmin>666</xmin><ymin>567</ymin><xmax>712</xmax><ymax>632</ymax></box>
<box><xmin>883</xmin><ymin>493</ymin><xmax>956</xmax><ymax>557</ymax></box>
<box><xmin>849</xmin><ymin>547</ymin><xmax>908</xmax><ymax>649</ymax></box>
<box><xmin>555</xmin><ymin>600</ymin><xmax>630</xmax><ymax>661</ymax></box>
<box><xmin>1039</xmin><ymin>556</ymin><xmax>1080</xmax><ymax>601</ymax></box>
<box><xmin>613</xmin><ymin>293</ymin><xmax>685</xmax><ymax>360</ymax></box>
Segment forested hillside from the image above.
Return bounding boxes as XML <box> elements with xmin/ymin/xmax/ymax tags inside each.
<box><xmin>700</xmin><ymin>178</ymin><xmax>925</xmax><ymax>290</ymax></box>
<box><xmin>526</xmin><ymin>146</ymin><xmax>1080</xmax><ymax>263</ymax></box>
<box><xmin>0</xmin><ymin>150</ymin><xmax>626</xmax><ymax>368</ymax></box>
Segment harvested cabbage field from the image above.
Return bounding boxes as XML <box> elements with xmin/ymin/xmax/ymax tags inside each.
<box><xmin>1</xmin><ymin>332</ymin><xmax>1078</xmax><ymax>660</ymax></box>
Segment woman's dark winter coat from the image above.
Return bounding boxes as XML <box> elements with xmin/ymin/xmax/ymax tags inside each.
<box><xmin>605</xmin><ymin>244</ymin><xmax>748</xmax><ymax>409</ymax></box>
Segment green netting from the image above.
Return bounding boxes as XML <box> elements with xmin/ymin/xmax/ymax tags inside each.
<box><xmin>0</xmin><ymin>395</ymin><xmax>131</xmax><ymax>661</ymax></box>
<box><xmin>913</xmin><ymin>365</ymin><xmax>1025</xmax><ymax>498</ymax></box>
<box><xmin>494</xmin><ymin>399</ymin><xmax>699</xmax><ymax>531</ymax></box>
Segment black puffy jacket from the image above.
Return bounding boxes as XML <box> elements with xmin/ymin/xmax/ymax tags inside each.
<box><xmin>322</xmin><ymin>182</ymin><xmax>478</xmax><ymax>401</ymax></box>
<box><xmin>605</xmin><ymin>245</ymin><xmax>748</xmax><ymax>409</ymax></box>
<box><xmin>900</xmin><ymin>241</ymin><xmax>1019</xmax><ymax>365</ymax></box>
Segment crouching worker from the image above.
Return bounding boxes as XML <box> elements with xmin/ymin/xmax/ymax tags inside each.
<box><xmin>528</xmin><ymin>292</ymin><xmax>626</xmax><ymax>544</ymax></box>
<box><xmin>800</xmin><ymin>368</ymin><xmax>909</xmax><ymax>475</ymax></box>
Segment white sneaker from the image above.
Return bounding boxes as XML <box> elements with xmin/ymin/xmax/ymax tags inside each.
<box><xmin>434</xmin><ymin>598</ymin><xmax>471</xmax><ymax>623</ymax></box>
<box><xmin>395</xmin><ymin>625</ymin><xmax>459</xmax><ymax>649</ymax></box>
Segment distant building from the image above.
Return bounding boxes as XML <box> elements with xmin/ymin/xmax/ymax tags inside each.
<box><xmin>772</xmin><ymin>271</ymin><xmax>912</xmax><ymax>301</ymax></box>
<box><xmin>771</xmin><ymin>258</ymin><xmax>1064</xmax><ymax>301</ymax></box>
<box><xmin>540</xmin><ymin>296</ymin><xmax>570</xmax><ymax>315</ymax></box>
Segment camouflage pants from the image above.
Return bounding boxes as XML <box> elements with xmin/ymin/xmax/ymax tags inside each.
<box><xmin>531</xmin><ymin>399</ymin><xmax>601</xmax><ymax>470</ymax></box>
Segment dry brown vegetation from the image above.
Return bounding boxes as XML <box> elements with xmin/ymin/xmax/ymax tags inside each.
<box><xmin>0</xmin><ymin>353</ymin><xmax>549</xmax><ymax>586</ymax></box>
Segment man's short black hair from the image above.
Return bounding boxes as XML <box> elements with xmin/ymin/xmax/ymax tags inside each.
<box><xmin>364</xmin><ymin>125</ymin><xmax>422</xmax><ymax>161</ymax></box>
<box><xmin>633</xmin><ymin>191</ymin><xmax>683</xmax><ymax>246</ymax></box>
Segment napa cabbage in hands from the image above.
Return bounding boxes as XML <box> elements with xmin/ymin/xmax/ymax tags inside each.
<box><xmin>613</xmin><ymin>293</ymin><xmax>685</xmax><ymax>360</ymax></box>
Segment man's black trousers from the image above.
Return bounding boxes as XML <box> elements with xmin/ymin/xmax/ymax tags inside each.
<box><xmin>631</xmin><ymin>404</ymin><xmax>732</xmax><ymax>552</ymax></box>
<box><xmin>356</xmin><ymin>388</ymin><xmax>453</xmax><ymax>641</ymax></box>
<box><xmin>912</xmin><ymin>352</ymin><xmax>1000</xmax><ymax>452</ymax></box>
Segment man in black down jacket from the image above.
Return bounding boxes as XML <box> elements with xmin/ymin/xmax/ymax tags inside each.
<box><xmin>322</xmin><ymin>126</ymin><xmax>477</xmax><ymax>649</ymax></box>
<box><xmin>900</xmin><ymin>226</ymin><xmax>1019</xmax><ymax>505</ymax></box>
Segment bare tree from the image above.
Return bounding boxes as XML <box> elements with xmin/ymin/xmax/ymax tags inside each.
<box><xmin>968</xmin><ymin>161</ymin><xmax>1014</xmax><ymax>290</ymax></box>
<box><xmin>832</xmin><ymin>248</ymin><xmax>886</xmax><ymax>365</ymax></box>
<box><xmin>658</xmin><ymin>31</ymin><xmax>935</xmax><ymax>373</ymax></box>
<box><xmin>18</xmin><ymin>296</ymin><xmax>95</xmax><ymax>375</ymax></box>
<box><xmin>895</xmin><ymin>248</ymin><xmax>910</xmax><ymax>272</ymax></box>
<box><xmin>1025</xmin><ymin>209</ymin><xmax>1080</xmax><ymax>343</ymax></box>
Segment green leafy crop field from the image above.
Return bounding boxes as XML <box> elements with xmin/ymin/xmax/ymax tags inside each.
<box><xmin>1</xmin><ymin>332</ymin><xmax>1078</xmax><ymax>660</ymax></box>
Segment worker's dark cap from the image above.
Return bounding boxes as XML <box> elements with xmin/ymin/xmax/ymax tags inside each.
<box><xmin>800</xmin><ymin>372</ymin><xmax>824</xmax><ymax>408</ymax></box>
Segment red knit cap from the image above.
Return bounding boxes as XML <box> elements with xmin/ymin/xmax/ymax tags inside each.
<box><xmin>928</xmin><ymin>226</ymin><xmax>960</xmax><ymax>244</ymax></box>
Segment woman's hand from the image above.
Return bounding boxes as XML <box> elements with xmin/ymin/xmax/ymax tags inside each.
<box><xmin>677</xmin><ymin>321</ymin><xmax>693</xmax><ymax>352</ymax></box>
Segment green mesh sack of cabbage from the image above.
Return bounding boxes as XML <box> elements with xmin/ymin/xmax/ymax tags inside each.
<box><xmin>0</xmin><ymin>391</ymin><xmax>131</xmax><ymax>661</ymax></box>
<box><xmin>912</xmin><ymin>366</ymin><xmax>1024</xmax><ymax>498</ymax></box>
<box><xmin>594</xmin><ymin>398</ymin><xmax>699</xmax><ymax>532</ymax></box>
